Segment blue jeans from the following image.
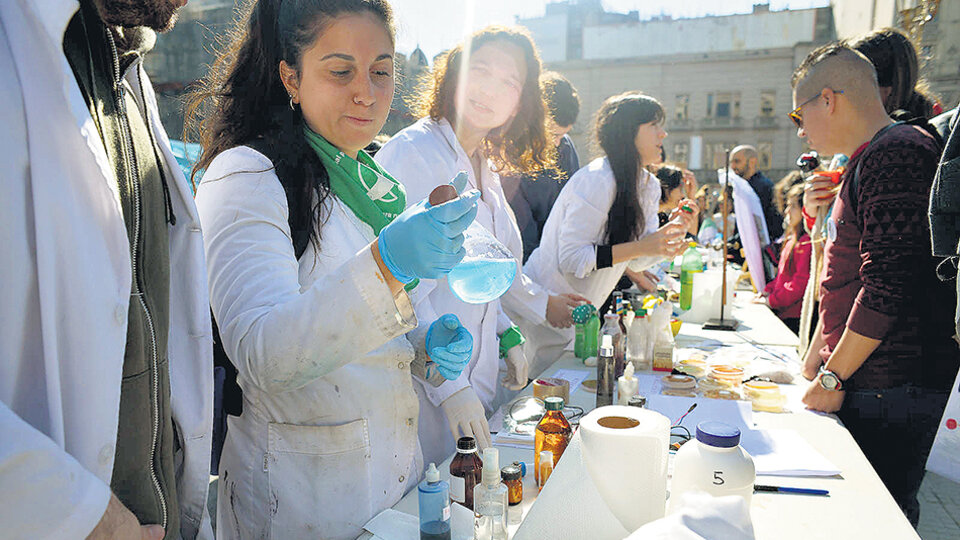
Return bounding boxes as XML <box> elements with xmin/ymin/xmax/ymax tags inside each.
<box><xmin>838</xmin><ymin>385</ymin><xmax>950</xmax><ymax>527</ymax></box>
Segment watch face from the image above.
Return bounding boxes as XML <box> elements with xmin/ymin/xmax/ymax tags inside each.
<box><xmin>820</xmin><ymin>372</ymin><xmax>840</xmax><ymax>391</ymax></box>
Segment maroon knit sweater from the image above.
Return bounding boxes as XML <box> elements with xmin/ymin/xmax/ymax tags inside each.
<box><xmin>818</xmin><ymin>124</ymin><xmax>959</xmax><ymax>390</ymax></box>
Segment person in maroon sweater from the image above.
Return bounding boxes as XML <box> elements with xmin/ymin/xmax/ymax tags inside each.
<box><xmin>761</xmin><ymin>184</ymin><xmax>810</xmax><ymax>334</ymax></box>
<box><xmin>791</xmin><ymin>43</ymin><xmax>958</xmax><ymax>526</ymax></box>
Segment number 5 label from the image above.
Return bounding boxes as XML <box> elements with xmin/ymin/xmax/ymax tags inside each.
<box><xmin>713</xmin><ymin>471</ymin><xmax>725</xmax><ymax>485</ymax></box>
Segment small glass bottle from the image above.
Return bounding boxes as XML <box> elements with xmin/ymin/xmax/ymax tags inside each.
<box><xmin>596</xmin><ymin>334</ymin><xmax>615</xmax><ymax>408</ymax></box>
<box><xmin>450</xmin><ymin>436</ymin><xmax>483</xmax><ymax>510</ymax></box>
<box><xmin>500</xmin><ymin>464</ymin><xmax>523</xmax><ymax>524</ymax></box>
<box><xmin>537</xmin><ymin>450</ymin><xmax>554</xmax><ymax>492</ymax></box>
<box><xmin>534</xmin><ymin>396</ymin><xmax>572</xmax><ymax>485</ymax></box>
<box><xmin>601</xmin><ymin>310</ymin><xmax>625</xmax><ymax>377</ymax></box>
<box><xmin>418</xmin><ymin>463</ymin><xmax>451</xmax><ymax>540</ymax></box>
<box><xmin>473</xmin><ymin>448</ymin><xmax>508</xmax><ymax>540</ymax></box>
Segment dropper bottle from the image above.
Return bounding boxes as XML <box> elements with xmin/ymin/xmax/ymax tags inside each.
<box><xmin>418</xmin><ymin>463</ymin><xmax>451</xmax><ymax>540</ymax></box>
<box><xmin>473</xmin><ymin>447</ymin><xmax>508</xmax><ymax>540</ymax></box>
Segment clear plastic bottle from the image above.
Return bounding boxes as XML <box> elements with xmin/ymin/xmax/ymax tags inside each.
<box><xmin>473</xmin><ymin>448</ymin><xmax>508</xmax><ymax>540</ymax></box>
<box><xmin>670</xmin><ymin>422</ymin><xmax>756</xmax><ymax>513</ymax></box>
<box><xmin>534</xmin><ymin>397</ymin><xmax>572</xmax><ymax>485</ymax></box>
<box><xmin>625</xmin><ymin>308</ymin><xmax>649</xmax><ymax>371</ymax></box>
<box><xmin>449</xmin><ymin>437</ymin><xmax>483</xmax><ymax>510</ymax></box>
<box><xmin>418</xmin><ymin>463</ymin><xmax>451</xmax><ymax>540</ymax></box>
<box><xmin>679</xmin><ymin>243</ymin><xmax>704</xmax><ymax>311</ymax></box>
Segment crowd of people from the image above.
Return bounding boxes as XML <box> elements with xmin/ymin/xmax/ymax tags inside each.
<box><xmin>2</xmin><ymin>0</ymin><xmax>958</xmax><ymax>539</ymax></box>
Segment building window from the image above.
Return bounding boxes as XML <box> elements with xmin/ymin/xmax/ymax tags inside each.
<box><xmin>760</xmin><ymin>91</ymin><xmax>775</xmax><ymax>117</ymax></box>
<box><xmin>675</xmin><ymin>95</ymin><xmax>690</xmax><ymax>121</ymax></box>
<box><xmin>706</xmin><ymin>93</ymin><xmax>714</xmax><ymax>117</ymax></box>
<box><xmin>758</xmin><ymin>142</ymin><xmax>773</xmax><ymax>170</ymax></box>
<box><xmin>714</xmin><ymin>92</ymin><xmax>741</xmax><ymax>118</ymax></box>
<box><xmin>672</xmin><ymin>143</ymin><xmax>689</xmax><ymax>166</ymax></box>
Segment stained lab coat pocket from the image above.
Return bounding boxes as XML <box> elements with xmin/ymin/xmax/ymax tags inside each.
<box><xmin>267</xmin><ymin>419</ymin><xmax>374</xmax><ymax>540</ymax></box>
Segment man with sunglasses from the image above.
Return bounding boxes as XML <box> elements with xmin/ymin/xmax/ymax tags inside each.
<box><xmin>791</xmin><ymin>43</ymin><xmax>958</xmax><ymax>527</ymax></box>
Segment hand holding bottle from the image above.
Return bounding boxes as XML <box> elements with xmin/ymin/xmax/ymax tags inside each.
<box><xmin>501</xmin><ymin>346</ymin><xmax>529</xmax><ymax>390</ymax></box>
<box><xmin>377</xmin><ymin>173</ymin><xmax>480</xmax><ymax>282</ymax></box>
<box><xmin>425</xmin><ymin>314</ymin><xmax>473</xmax><ymax>381</ymax></box>
<box><xmin>635</xmin><ymin>221</ymin><xmax>687</xmax><ymax>259</ymax></box>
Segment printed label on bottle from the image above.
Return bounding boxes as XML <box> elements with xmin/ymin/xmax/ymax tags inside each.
<box><xmin>442</xmin><ymin>504</ymin><xmax>451</xmax><ymax>521</ymax></box>
<box><xmin>450</xmin><ymin>475</ymin><xmax>465</xmax><ymax>503</ymax></box>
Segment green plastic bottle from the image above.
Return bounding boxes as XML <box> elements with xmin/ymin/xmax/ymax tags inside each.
<box><xmin>679</xmin><ymin>243</ymin><xmax>704</xmax><ymax>311</ymax></box>
<box><xmin>572</xmin><ymin>304</ymin><xmax>600</xmax><ymax>360</ymax></box>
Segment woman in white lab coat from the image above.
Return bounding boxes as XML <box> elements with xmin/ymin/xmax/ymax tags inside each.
<box><xmin>376</xmin><ymin>25</ymin><xmax>585</xmax><ymax>465</ymax></box>
<box><xmin>521</xmin><ymin>93</ymin><xmax>698</xmax><ymax>370</ymax></box>
<box><xmin>188</xmin><ymin>1</ymin><xmax>478</xmax><ymax>538</ymax></box>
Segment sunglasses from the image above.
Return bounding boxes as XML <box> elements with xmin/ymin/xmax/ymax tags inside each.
<box><xmin>788</xmin><ymin>89</ymin><xmax>843</xmax><ymax>129</ymax></box>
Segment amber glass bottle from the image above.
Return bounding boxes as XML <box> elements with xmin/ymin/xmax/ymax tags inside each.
<box><xmin>449</xmin><ymin>436</ymin><xmax>483</xmax><ymax>510</ymax></box>
<box><xmin>534</xmin><ymin>397</ymin><xmax>572</xmax><ymax>484</ymax></box>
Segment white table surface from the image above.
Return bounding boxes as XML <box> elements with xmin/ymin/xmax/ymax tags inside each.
<box><xmin>383</xmin><ymin>298</ymin><xmax>919</xmax><ymax>540</ymax></box>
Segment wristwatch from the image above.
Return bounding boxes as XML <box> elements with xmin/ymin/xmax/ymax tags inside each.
<box><xmin>818</xmin><ymin>366</ymin><xmax>847</xmax><ymax>391</ymax></box>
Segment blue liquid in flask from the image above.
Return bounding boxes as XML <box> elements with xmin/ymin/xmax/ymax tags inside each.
<box><xmin>448</xmin><ymin>258</ymin><xmax>517</xmax><ymax>304</ymax></box>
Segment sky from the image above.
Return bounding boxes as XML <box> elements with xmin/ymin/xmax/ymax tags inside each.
<box><xmin>389</xmin><ymin>0</ymin><xmax>831</xmax><ymax>61</ymax></box>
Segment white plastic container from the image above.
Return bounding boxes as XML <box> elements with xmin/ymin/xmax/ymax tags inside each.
<box><xmin>670</xmin><ymin>421</ymin><xmax>755</xmax><ymax>512</ymax></box>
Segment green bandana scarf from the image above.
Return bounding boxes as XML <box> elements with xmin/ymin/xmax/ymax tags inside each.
<box><xmin>303</xmin><ymin>127</ymin><xmax>417</xmax><ymax>289</ymax></box>
<box><xmin>303</xmin><ymin>126</ymin><xmax>407</xmax><ymax>234</ymax></box>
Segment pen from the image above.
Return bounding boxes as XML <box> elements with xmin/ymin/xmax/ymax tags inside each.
<box><xmin>755</xmin><ymin>485</ymin><xmax>829</xmax><ymax>496</ymax></box>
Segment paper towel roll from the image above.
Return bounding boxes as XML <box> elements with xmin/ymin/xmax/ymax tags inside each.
<box><xmin>580</xmin><ymin>405</ymin><xmax>670</xmax><ymax>531</ymax></box>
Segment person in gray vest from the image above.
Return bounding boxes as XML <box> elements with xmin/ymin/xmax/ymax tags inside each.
<box><xmin>0</xmin><ymin>0</ymin><xmax>213</xmax><ymax>538</ymax></box>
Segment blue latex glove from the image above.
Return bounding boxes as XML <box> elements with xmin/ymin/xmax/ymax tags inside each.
<box><xmin>425</xmin><ymin>314</ymin><xmax>473</xmax><ymax>381</ymax></box>
<box><xmin>378</xmin><ymin>172</ymin><xmax>479</xmax><ymax>283</ymax></box>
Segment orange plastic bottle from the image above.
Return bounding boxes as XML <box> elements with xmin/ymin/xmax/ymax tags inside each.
<box><xmin>534</xmin><ymin>397</ymin><xmax>573</xmax><ymax>485</ymax></box>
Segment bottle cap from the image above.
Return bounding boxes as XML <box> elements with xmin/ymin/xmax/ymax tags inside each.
<box><xmin>425</xmin><ymin>462</ymin><xmax>440</xmax><ymax>483</ymax></box>
<box><xmin>544</xmin><ymin>396</ymin><xmax>564</xmax><ymax>411</ymax></box>
<box><xmin>501</xmin><ymin>464</ymin><xmax>522</xmax><ymax>482</ymax></box>
<box><xmin>695</xmin><ymin>421</ymin><xmax>741</xmax><ymax>448</ymax></box>
<box><xmin>513</xmin><ymin>461</ymin><xmax>527</xmax><ymax>477</ymax></box>
<box><xmin>599</xmin><ymin>334</ymin><xmax>614</xmax><ymax>356</ymax></box>
<box><xmin>634</xmin><ymin>308</ymin><xmax>647</xmax><ymax>317</ymax></box>
<box><xmin>482</xmin><ymin>447</ymin><xmax>500</xmax><ymax>485</ymax></box>
<box><xmin>456</xmin><ymin>437</ymin><xmax>477</xmax><ymax>451</ymax></box>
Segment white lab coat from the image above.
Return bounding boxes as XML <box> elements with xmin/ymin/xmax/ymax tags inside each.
<box><xmin>376</xmin><ymin>117</ymin><xmax>551</xmax><ymax>464</ymax></box>
<box><xmin>521</xmin><ymin>157</ymin><xmax>662</xmax><ymax>375</ymax></box>
<box><xmin>0</xmin><ymin>1</ymin><xmax>213</xmax><ymax>538</ymax></box>
<box><xmin>195</xmin><ymin>146</ymin><xmax>423</xmax><ymax>540</ymax></box>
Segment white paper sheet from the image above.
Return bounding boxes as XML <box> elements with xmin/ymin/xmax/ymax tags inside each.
<box><xmin>740</xmin><ymin>429</ymin><xmax>841</xmax><ymax>477</ymax></box>
<box><xmin>549</xmin><ymin>368</ymin><xmax>591</xmax><ymax>395</ymax></box>
<box><xmin>645</xmin><ymin>394</ymin><xmax>755</xmax><ymax>434</ymax></box>
<box><xmin>363</xmin><ymin>504</ymin><xmax>475</xmax><ymax>540</ymax></box>
<box><xmin>718</xmin><ymin>168</ymin><xmax>770</xmax><ymax>291</ymax></box>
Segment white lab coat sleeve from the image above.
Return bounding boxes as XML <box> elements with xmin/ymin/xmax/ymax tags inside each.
<box><xmin>627</xmin><ymin>254</ymin><xmax>663</xmax><ymax>273</ymax></box>
<box><xmin>0</xmin><ymin>402</ymin><xmax>111</xmax><ymax>539</ymax></box>
<box><xmin>501</xmin><ymin>268</ymin><xmax>551</xmax><ymax>326</ymax></box>
<box><xmin>556</xmin><ymin>187</ymin><xmax>611</xmax><ymax>280</ymax></box>
<box><xmin>196</xmin><ymin>148</ymin><xmax>417</xmax><ymax>395</ymax></box>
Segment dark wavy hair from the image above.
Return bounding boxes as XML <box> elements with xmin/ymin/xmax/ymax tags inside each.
<box><xmin>654</xmin><ymin>164</ymin><xmax>683</xmax><ymax>204</ymax></box>
<box><xmin>411</xmin><ymin>25</ymin><xmax>554</xmax><ymax>175</ymax></box>
<box><xmin>595</xmin><ymin>93</ymin><xmax>665</xmax><ymax>245</ymax></box>
<box><xmin>185</xmin><ymin>0</ymin><xmax>395</xmax><ymax>255</ymax></box>
<box><xmin>847</xmin><ymin>27</ymin><xmax>937</xmax><ymax>119</ymax></box>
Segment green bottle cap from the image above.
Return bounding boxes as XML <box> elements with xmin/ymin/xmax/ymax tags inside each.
<box><xmin>571</xmin><ymin>303</ymin><xmax>597</xmax><ymax>324</ymax></box>
<box><xmin>544</xmin><ymin>396</ymin><xmax>564</xmax><ymax>411</ymax></box>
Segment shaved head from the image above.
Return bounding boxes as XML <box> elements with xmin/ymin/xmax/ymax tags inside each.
<box><xmin>731</xmin><ymin>145</ymin><xmax>757</xmax><ymax>161</ymax></box>
<box><xmin>792</xmin><ymin>44</ymin><xmax>883</xmax><ymax>112</ymax></box>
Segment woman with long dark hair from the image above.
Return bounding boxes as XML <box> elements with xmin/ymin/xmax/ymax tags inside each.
<box><xmin>520</xmin><ymin>93</ymin><xmax>697</xmax><ymax>368</ymax></box>
<box><xmin>376</xmin><ymin>25</ymin><xmax>587</xmax><ymax>464</ymax></box>
<box><xmin>186</xmin><ymin>1</ymin><xmax>478</xmax><ymax>537</ymax></box>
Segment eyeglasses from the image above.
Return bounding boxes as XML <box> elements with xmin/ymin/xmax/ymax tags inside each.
<box><xmin>788</xmin><ymin>89</ymin><xmax>843</xmax><ymax>129</ymax></box>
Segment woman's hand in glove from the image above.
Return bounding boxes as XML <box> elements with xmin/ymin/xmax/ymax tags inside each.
<box><xmin>425</xmin><ymin>314</ymin><xmax>473</xmax><ymax>381</ymax></box>
<box><xmin>440</xmin><ymin>387</ymin><xmax>491</xmax><ymax>449</ymax></box>
<box><xmin>377</xmin><ymin>172</ymin><xmax>480</xmax><ymax>282</ymax></box>
<box><xmin>501</xmin><ymin>346</ymin><xmax>529</xmax><ymax>391</ymax></box>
